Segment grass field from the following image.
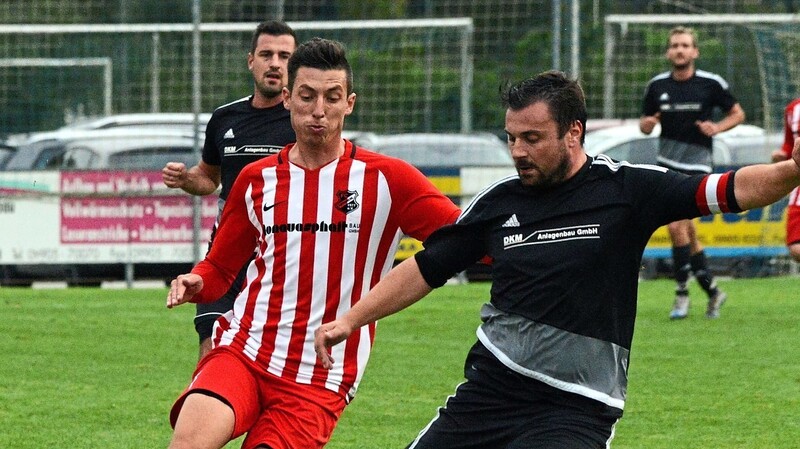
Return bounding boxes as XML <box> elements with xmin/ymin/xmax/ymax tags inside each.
<box><xmin>1</xmin><ymin>278</ymin><xmax>798</xmax><ymax>448</ymax></box>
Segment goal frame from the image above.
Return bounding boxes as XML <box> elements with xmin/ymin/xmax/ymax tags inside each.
<box><xmin>0</xmin><ymin>18</ymin><xmax>474</xmax><ymax>132</ymax></box>
<box><xmin>602</xmin><ymin>13</ymin><xmax>800</xmax><ymax>125</ymax></box>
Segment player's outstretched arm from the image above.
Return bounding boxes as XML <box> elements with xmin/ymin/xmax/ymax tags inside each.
<box><xmin>166</xmin><ymin>273</ymin><xmax>204</xmax><ymax>308</ymax></box>
<box><xmin>734</xmin><ymin>136</ymin><xmax>800</xmax><ymax>210</ymax></box>
<box><xmin>314</xmin><ymin>256</ymin><xmax>433</xmax><ymax>369</ymax></box>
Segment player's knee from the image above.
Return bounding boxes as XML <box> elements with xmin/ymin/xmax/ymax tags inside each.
<box><xmin>169</xmin><ymin>422</ymin><xmax>210</xmax><ymax>449</ymax></box>
<box><xmin>167</xmin><ymin>432</ymin><xmax>196</xmax><ymax>449</ymax></box>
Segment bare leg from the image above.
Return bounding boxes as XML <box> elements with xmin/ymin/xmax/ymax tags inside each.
<box><xmin>169</xmin><ymin>393</ymin><xmax>236</xmax><ymax>449</ymax></box>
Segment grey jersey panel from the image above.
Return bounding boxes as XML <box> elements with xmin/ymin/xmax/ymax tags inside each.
<box><xmin>476</xmin><ymin>302</ymin><xmax>629</xmax><ymax>410</ymax></box>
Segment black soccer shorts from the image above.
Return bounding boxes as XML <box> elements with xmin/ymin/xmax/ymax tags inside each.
<box><xmin>193</xmin><ymin>264</ymin><xmax>247</xmax><ymax>342</ymax></box>
<box><xmin>405</xmin><ymin>342</ymin><xmax>620</xmax><ymax>449</ymax></box>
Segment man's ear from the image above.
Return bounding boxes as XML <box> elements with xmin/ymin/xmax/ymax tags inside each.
<box><xmin>282</xmin><ymin>86</ymin><xmax>291</xmax><ymax>109</ymax></box>
<box><xmin>344</xmin><ymin>92</ymin><xmax>357</xmax><ymax>116</ymax></box>
<box><xmin>568</xmin><ymin>120</ymin><xmax>583</xmax><ymax>147</ymax></box>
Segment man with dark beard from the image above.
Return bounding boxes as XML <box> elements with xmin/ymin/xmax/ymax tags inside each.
<box><xmin>162</xmin><ymin>20</ymin><xmax>297</xmax><ymax>360</ymax></box>
<box><xmin>314</xmin><ymin>70</ymin><xmax>800</xmax><ymax>448</ymax></box>
<box><xmin>640</xmin><ymin>26</ymin><xmax>745</xmax><ymax>320</ymax></box>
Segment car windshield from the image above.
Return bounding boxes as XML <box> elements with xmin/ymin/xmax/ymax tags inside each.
<box><xmin>372</xmin><ymin>138</ymin><xmax>512</xmax><ymax>167</ymax></box>
<box><xmin>4</xmin><ymin>140</ymin><xmax>67</xmax><ymax>170</ymax></box>
<box><xmin>0</xmin><ymin>145</ymin><xmax>14</xmax><ymax>169</ymax></box>
<box><xmin>584</xmin><ymin>127</ymin><xmax>736</xmax><ymax>167</ymax></box>
<box><xmin>721</xmin><ymin>134</ymin><xmax>780</xmax><ymax>166</ymax></box>
<box><xmin>583</xmin><ymin>129</ymin><xmax>642</xmax><ymax>156</ymax></box>
<box><xmin>107</xmin><ymin>147</ymin><xmax>196</xmax><ymax>170</ymax></box>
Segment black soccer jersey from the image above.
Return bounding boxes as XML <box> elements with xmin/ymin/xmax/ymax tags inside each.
<box><xmin>195</xmin><ymin>96</ymin><xmax>296</xmax><ymax>336</ymax></box>
<box><xmin>202</xmin><ymin>96</ymin><xmax>295</xmax><ymax>200</ymax></box>
<box><xmin>415</xmin><ymin>155</ymin><xmax>740</xmax><ymax>410</ymax></box>
<box><xmin>642</xmin><ymin>70</ymin><xmax>737</xmax><ymax>173</ymax></box>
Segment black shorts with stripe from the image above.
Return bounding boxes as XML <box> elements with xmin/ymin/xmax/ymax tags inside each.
<box><xmin>406</xmin><ymin>342</ymin><xmax>621</xmax><ymax>449</ymax></box>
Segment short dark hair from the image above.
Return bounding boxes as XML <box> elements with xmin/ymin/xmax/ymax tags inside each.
<box><xmin>250</xmin><ymin>20</ymin><xmax>296</xmax><ymax>54</ymax></box>
<box><xmin>500</xmin><ymin>70</ymin><xmax>587</xmax><ymax>144</ymax></box>
<box><xmin>287</xmin><ymin>38</ymin><xmax>353</xmax><ymax>94</ymax></box>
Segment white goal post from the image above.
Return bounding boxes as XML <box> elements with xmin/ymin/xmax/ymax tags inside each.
<box><xmin>0</xmin><ymin>19</ymin><xmax>474</xmax><ymax>133</ymax></box>
<box><xmin>0</xmin><ymin>57</ymin><xmax>113</xmax><ymax>116</ymax></box>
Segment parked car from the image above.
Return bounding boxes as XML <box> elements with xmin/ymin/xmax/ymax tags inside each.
<box><xmin>351</xmin><ymin>132</ymin><xmax>515</xmax><ymax>276</ymax></box>
<box><xmin>0</xmin><ymin>142</ymin><xmax>15</xmax><ymax>169</ymax></box>
<box><xmin>3</xmin><ymin>127</ymin><xmax>200</xmax><ymax>171</ymax></box>
<box><xmin>358</xmin><ymin>132</ymin><xmax>515</xmax><ymax>197</ymax></box>
<box><xmin>0</xmin><ymin>127</ymin><xmax>206</xmax><ymax>285</ymax></box>
<box><xmin>3</xmin><ymin>112</ymin><xmax>210</xmax><ymax>153</ymax></box>
<box><xmin>584</xmin><ymin>118</ymin><xmax>640</xmax><ymax>134</ymax></box>
<box><xmin>356</xmin><ymin>132</ymin><xmax>513</xmax><ymax>169</ymax></box>
<box><xmin>583</xmin><ymin>123</ymin><xmax>778</xmax><ymax>169</ymax></box>
<box><xmin>60</xmin><ymin>112</ymin><xmax>211</xmax><ymax>131</ymax></box>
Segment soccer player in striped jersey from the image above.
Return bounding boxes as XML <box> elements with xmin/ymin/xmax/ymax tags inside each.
<box><xmin>772</xmin><ymin>97</ymin><xmax>800</xmax><ymax>261</ymax></box>
<box><xmin>165</xmin><ymin>38</ymin><xmax>460</xmax><ymax>449</ymax></box>
<box><xmin>315</xmin><ymin>71</ymin><xmax>800</xmax><ymax>449</ymax></box>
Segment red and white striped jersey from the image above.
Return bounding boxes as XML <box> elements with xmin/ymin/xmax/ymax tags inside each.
<box><xmin>781</xmin><ymin>98</ymin><xmax>800</xmax><ymax>159</ymax></box>
<box><xmin>780</xmin><ymin>99</ymin><xmax>800</xmax><ymax>207</ymax></box>
<box><xmin>190</xmin><ymin>140</ymin><xmax>460</xmax><ymax>400</ymax></box>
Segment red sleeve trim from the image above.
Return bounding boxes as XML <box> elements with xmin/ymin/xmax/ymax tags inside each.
<box><xmin>696</xmin><ymin>171</ymin><xmax>739</xmax><ymax>215</ymax></box>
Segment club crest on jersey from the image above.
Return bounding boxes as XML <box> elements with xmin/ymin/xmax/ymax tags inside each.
<box><xmin>335</xmin><ymin>189</ymin><xmax>360</xmax><ymax>214</ymax></box>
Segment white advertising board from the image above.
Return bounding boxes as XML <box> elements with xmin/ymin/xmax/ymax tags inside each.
<box><xmin>0</xmin><ymin>170</ymin><xmax>216</xmax><ymax>265</ymax></box>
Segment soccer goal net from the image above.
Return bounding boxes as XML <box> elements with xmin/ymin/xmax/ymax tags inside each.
<box><xmin>599</xmin><ymin>14</ymin><xmax>800</xmax><ymax>131</ymax></box>
<box><xmin>0</xmin><ymin>19</ymin><xmax>473</xmax><ymax>136</ymax></box>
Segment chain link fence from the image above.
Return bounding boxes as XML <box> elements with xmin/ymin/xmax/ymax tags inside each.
<box><xmin>1</xmin><ymin>0</ymin><xmax>798</xmax><ymax>285</ymax></box>
<box><xmin>4</xmin><ymin>0</ymin><xmax>797</xmax><ymax>133</ymax></box>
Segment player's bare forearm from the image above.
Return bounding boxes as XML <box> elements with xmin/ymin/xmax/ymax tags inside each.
<box><xmin>162</xmin><ymin>161</ymin><xmax>220</xmax><ymax>195</ymax></box>
<box><xmin>695</xmin><ymin>105</ymin><xmax>745</xmax><ymax>137</ymax></box>
<box><xmin>716</xmin><ymin>103</ymin><xmax>746</xmax><ymax>134</ymax></box>
<box><xmin>181</xmin><ymin>165</ymin><xmax>220</xmax><ymax>195</ymax></box>
<box><xmin>347</xmin><ymin>257</ymin><xmax>432</xmax><ymax>327</ymax></box>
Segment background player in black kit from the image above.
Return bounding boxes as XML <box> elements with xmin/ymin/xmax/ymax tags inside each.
<box><xmin>640</xmin><ymin>26</ymin><xmax>745</xmax><ymax>320</ymax></box>
<box><xmin>314</xmin><ymin>71</ymin><xmax>800</xmax><ymax>449</ymax></box>
<box><xmin>162</xmin><ymin>20</ymin><xmax>297</xmax><ymax>360</ymax></box>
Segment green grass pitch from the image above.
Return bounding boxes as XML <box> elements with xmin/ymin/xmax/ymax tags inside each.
<box><xmin>1</xmin><ymin>277</ymin><xmax>798</xmax><ymax>448</ymax></box>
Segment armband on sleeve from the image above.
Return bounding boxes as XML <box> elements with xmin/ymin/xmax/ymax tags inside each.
<box><xmin>695</xmin><ymin>171</ymin><xmax>741</xmax><ymax>215</ymax></box>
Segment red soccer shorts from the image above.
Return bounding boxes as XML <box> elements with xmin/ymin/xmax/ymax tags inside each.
<box><xmin>170</xmin><ymin>347</ymin><xmax>346</xmax><ymax>449</ymax></box>
<box><xmin>787</xmin><ymin>188</ymin><xmax>800</xmax><ymax>245</ymax></box>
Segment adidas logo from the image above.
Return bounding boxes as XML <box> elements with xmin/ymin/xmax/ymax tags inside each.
<box><xmin>659</xmin><ymin>92</ymin><xmax>669</xmax><ymax>102</ymax></box>
<box><xmin>502</xmin><ymin>214</ymin><xmax>520</xmax><ymax>228</ymax></box>
<box><xmin>224</xmin><ymin>128</ymin><xmax>235</xmax><ymax>139</ymax></box>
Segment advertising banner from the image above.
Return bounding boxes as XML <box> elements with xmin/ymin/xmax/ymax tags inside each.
<box><xmin>0</xmin><ymin>169</ymin><xmax>789</xmax><ymax>266</ymax></box>
<box><xmin>0</xmin><ymin>170</ymin><xmax>216</xmax><ymax>264</ymax></box>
